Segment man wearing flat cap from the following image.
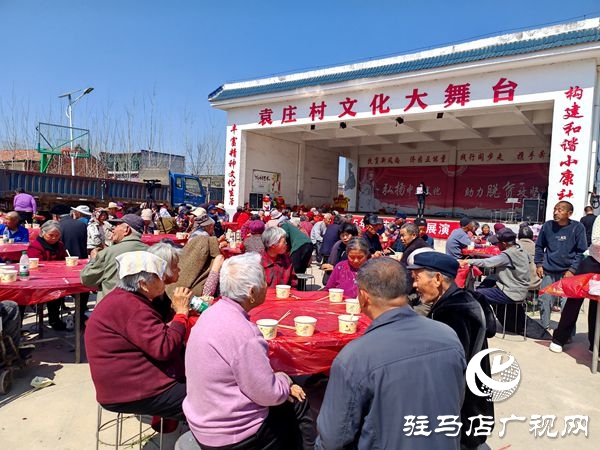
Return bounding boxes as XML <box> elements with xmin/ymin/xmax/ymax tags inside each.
<box><xmin>362</xmin><ymin>214</ymin><xmax>384</xmax><ymax>256</ymax></box>
<box><xmin>81</xmin><ymin>214</ymin><xmax>148</xmax><ymax>302</ymax></box>
<box><xmin>408</xmin><ymin>252</ymin><xmax>495</xmax><ymax>450</ymax></box>
<box><xmin>461</xmin><ymin>228</ymin><xmax>530</xmax><ymax>305</ymax></box>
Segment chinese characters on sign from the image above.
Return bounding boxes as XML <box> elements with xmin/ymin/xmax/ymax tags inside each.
<box><xmin>226</xmin><ymin>124</ymin><xmax>238</xmax><ymax>206</ymax></box>
<box><xmin>257</xmin><ymin>78</ymin><xmax>518</xmax><ymax>125</ymax></box>
<box><xmin>402</xmin><ymin>414</ymin><xmax>588</xmax><ymax>439</ymax></box>
<box><xmin>557</xmin><ymin>86</ymin><xmax>585</xmax><ymax>201</ymax></box>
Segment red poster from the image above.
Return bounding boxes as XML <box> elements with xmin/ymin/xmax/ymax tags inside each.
<box><xmin>357</xmin><ymin>163</ymin><xmax>548</xmax><ymax>216</ymax></box>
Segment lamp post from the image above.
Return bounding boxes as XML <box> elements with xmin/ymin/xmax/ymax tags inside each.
<box><xmin>59</xmin><ymin>87</ymin><xmax>94</xmax><ymax>176</ymax></box>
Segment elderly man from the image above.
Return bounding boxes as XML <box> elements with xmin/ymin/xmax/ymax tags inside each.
<box><xmin>0</xmin><ymin>211</ymin><xmax>29</xmax><ymax>243</ymax></box>
<box><xmin>408</xmin><ymin>251</ymin><xmax>495</xmax><ymax>450</ymax></box>
<box><xmin>106</xmin><ymin>202</ymin><xmax>123</xmax><ymax>220</ymax></box>
<box><xmin>397</xmin><ymin>222</ymin><xmax>430</xmax><ymax>266</ymax></box>
<box><xmin>535</xmin><ymin>201</ymin><xmax>587</xmax><ymax>331</ymax></box>
<box><xmin>462</xmin><ymin>228</ymin><xmax>530</xmax><ymax>304</ymax></box>
<box><xmin>415</xmin><ymin>217</ymin><xmax>435</xmax><ymax>247</ymax></box>
<box><xmin>446</xmin><ymin>217</ymin><xmax>477</xmax><ymax>258</ymax></box>
<box><xmin>361</xmin><ymin>214</ymin><xmax>384</xmax><ymax>256</ymax></box>
<box><xmin>80</xmin><ymin>214</ymin><xmax>148</xmax><ymax>302</ymax></box>
<box><xmin>316</xmin><ymin>258</ymin><xmax>466</xmax><ymax>450</ymax></box>
<box><xmin>311</xmin><ymin>212</ymin><xmax>331</xmax><ymax>264</ymax></box>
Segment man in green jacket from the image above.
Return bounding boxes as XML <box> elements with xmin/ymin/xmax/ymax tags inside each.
<box><xmin>81</xmin><ymin>214</ymin><xmax>148</xmax><ymax>302</ymax></box>
<box><xmin>279</xmin><ymin>220</ymin><xmax>313</xmax><ymax>274</ymax></box>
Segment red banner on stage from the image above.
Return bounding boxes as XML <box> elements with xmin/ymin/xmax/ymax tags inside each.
<box><xmin>357</xmin><ymin>163</ymin><xmax>548</xmax><ymax>215</ymax></box>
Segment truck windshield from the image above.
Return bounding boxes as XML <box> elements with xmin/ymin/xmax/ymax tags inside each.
<box><xmin>185</xmin><ymin>178</ymin><xmax>202</xmax><ymax>196</ymax></box>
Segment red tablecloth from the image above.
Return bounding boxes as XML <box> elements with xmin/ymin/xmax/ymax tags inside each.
<box><xmin>249</xmin><ymin>289</ymin><xmax>371</xmax><ymax>375</ymax></box>
<box><xmin>0</xmin><ymin>243</ymin><xmax>29</xmax><ymax>262</ymax></box>
<box><xmin>0</xmin><ymin>259</ymin><xmax>94</xmax><ymax>306</ymax></box>
<box><xmin>461</xmin><ymin>246</ymin><xmax>501</xmax><ymax>258</ymax></box>
<box><xmin>28</xmin><ymin>227</ymin><xmax>41</xmax><ymax>241</ymax></box>
<box><xmin>222</xmin><ymin>222</ymin><xmax>240</xmax><ymax>232</ymax></box>
<box><xmin>141</xmin><ymin>233</ymin><xmax>188</xmax><ymax>246</ymax></box>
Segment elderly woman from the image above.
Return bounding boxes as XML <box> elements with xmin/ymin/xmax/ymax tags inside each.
<box><xmin>261</xmin><ymin>226</ymin><xmax>297</xmax><ymax>287</ymax></box>
<box><xmin>85</xmin><ymin>251</ymin><xmax>192</xmax><ymax>420</ymax></box>
<box><xmin>324</xmin><ymin>237</ymin><xmax>370</xmax><ymax>297</ymax></box>
<box><xmin>181</xmin><ymin>252</ymin><xmax>314</xmax><ymax>449</ymax></box>
<box><xmin>243</xmin><ymin>219</ymin><xmax>266</xmax><ymax>255</ymax></box>
<box><xmin>27</xmin><ymin>220</ymin><xmax>68</xmax><ymax>330</ymax></box>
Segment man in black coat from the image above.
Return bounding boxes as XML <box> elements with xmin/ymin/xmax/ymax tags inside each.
<box><xmin>58</xmin><ymin>205</ymin><xmax>90</xmax><ymax>319</ymax></box>
<box><xmin>408</xmin><ymin>252</ymin><xmax>495</xmax><ymax>450</ymax></box>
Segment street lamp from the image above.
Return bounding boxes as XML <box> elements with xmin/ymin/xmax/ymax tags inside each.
<box><xmin>59</xmin><ymin>87</ymin><xmax>94</xmax><ymax>176</ymax></box>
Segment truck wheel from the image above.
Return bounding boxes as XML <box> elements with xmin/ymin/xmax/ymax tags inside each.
<box><xmin>0</xmin><ymin>369</ymin><xmax>11</xmax><ymax>395</ymax></box>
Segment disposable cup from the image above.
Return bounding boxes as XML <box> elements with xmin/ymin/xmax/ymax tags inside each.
<box><xmin>345</xmin><ymin>298</ymin><xmax>360</xmax><ymax>314</ymax></box>
<box><xmin>276</xmin><ymin>284</ymin><xmax>291</xmax><ymax>299</ymax></box>
<box><xmin>7</xmin><ymin>238</ymin><xmax>14</xmax><ymax>244</ymax></box>
<box><xmin>153</xmin><ymin>230</ymin><xmax>160</xmax><ymax>235</ymax></box>
<box><xmin>0</xmin><ymin>270</ymin><xmax>18</xmax><ymax>283</ymax></box>
<box><xmin>294</xmin><ymin>316</ymin><xmax>317</xmax><ymax>337</ymax></box>
<box><xmin>256</xmin><ymin>319</ymin><xmax>278</xmax><ymax>340</ymax></box>
<box><xmin>29</xmin><ymin>258</ymin><xmax>39</xmax><ymax>269</ymax></box>
<box><xmin>328</xmin><ymin>288</ymin><xmax>344</xmax><ymax>303</ymax></box>
<box><xmin>338</xmin><ymin>314</ymin><xmax>359</xmax><ymax>334</ymax></box>
<box><xmin>24</xmin><ymin>224</ymin><xmax>32</xmax><ymax>229</ymax></box>
<box><xmin>65</xmin><ymin>256</ymin><xmax>79</xmax><ymax>267</ymax></box>
<box><xmin>32</xmin><ymin>223</ymin><xmax>40</xmax><ymax>229</ymax></box>
<box><xmin>175</xmin><ymin>232</ymin><xmax>185</xmax><ymax>239</ymax></box>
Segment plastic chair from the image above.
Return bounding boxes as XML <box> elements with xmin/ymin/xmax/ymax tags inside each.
<box><xmin>96</xmin><ymin>404</ymin><xmax>164</xmax><ymax>449</ymax></box>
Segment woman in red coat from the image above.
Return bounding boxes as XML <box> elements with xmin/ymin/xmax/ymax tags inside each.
<box><xmin>27</xmin><ymin>220</ymin><xmax>68</xmax><ymax>330</ymax></box>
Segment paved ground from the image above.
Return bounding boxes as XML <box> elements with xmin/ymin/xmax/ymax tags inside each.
<box><xmin>1</xmin><ymin>273</ymin><xmax>599</xmax><ymax>449</ymax></box>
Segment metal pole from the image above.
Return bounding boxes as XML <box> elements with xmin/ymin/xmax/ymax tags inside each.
<box><xmin>67</xmin><ymin>96</ymin><xmax>75</xmax><ymax>176</ymax></box>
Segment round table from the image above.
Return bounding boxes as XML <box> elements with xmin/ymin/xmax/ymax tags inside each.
<box><xmin>0</xmin><ymin>259</ymin><xmax>94</xmax><ymax>363</ymax></box>
<box><xmin>249</xmin><ymin>289</ymin><xmax>371</xmax><ymax>375</ymax></box>
<box><xmin>140</xmin><ymin>233</ymin><xmax>188</xmax><ymax>246</ymax></box>
<box><xmin>0</xmin><ymin>243</ymin><xmax>29</xmax><ymax>263</ymax></box>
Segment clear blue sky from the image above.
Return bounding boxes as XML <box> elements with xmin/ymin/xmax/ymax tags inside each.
<box><xmin>1</xmin><ymin>0</ymin><xmax>599</xmax><ymax>166</ymax></box>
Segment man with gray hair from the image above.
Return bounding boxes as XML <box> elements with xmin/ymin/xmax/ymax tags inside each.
<box><xmin>316</xmin><ymin>258</ymin><xmax>466</xmax><ymax>450</ymax></box>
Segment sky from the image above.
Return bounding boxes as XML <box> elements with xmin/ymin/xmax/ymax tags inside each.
<box><xmin>1</xmin><ymin>0</ymin><xmax>599</xmax><ymax>172</ymax></box>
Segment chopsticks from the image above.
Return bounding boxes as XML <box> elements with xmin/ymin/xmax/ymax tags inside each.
<box><xmin>276</xmin><ymin>310</ymin><xmax>292</xmax><ymax>324</ymax></box>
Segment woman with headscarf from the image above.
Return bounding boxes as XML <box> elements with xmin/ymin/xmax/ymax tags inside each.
<box><xmin>85</xmin><ymin>251</ymin><xmax>192</xmax><ymax>420</ymax></box>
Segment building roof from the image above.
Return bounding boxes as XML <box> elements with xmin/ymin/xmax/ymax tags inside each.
<box><xmin>208</xmin><ymin>18</ymin><xmax>600</xmax><ymax>103</ymax></box>
<box><xmin>0</xmin><ymin>149</ymin><xmax>41</xmax><ymax>161</ymax></box>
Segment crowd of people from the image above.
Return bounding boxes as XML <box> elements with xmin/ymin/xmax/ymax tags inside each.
<box><xmin>2</xmin><ymin>188</ymin><xmax>600</xmax><ymax>449</ymax></box>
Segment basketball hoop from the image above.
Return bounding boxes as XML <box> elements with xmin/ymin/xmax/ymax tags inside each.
<box><xmin>61</xmin><ymin>145</ymin><xmax>83</xmax><ymax>159</ymax></box>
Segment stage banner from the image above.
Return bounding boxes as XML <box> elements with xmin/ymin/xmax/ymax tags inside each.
<box><xmin>357</xmin><ymin>163</ymin><xmax>548</xmax><ymax>216</ymax></box>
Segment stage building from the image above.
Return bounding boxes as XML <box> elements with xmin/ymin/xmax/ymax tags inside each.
<box><xmin>209</xmin><ymin>18</ymin><xmax>600</xmax><ymax>229</ymax></box>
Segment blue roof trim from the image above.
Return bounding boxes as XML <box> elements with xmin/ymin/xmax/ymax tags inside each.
<box><xmin>208</xmin><ymin>27</ymin><xmax>600</xmax><ymax>102</ymax></box>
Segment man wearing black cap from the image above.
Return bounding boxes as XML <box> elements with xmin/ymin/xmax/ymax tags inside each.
<box><xmin>461</xmin><ymin>228</ymin><xmax>530</xmax><ymax>305</ymax></box>
<box><xmin>81</xmin><ymin>214</ymin><xmax>148</xmax><ymax>302</ymax></box>
<box><xmin>445</xmin><ymin>217</ymin><xmax>477</xmax><ymax>258</ymax></box>
<box><xmin>362</xmin><ymin>215</ymin><xmax>384</xmax><ymax>256</ymax></box>
<box><xmin>414</xmin><ymin>217</ymin><xmax>434</xmax><ymax>248</ymax></box>
<box><xmin>408</xmin><ymin>252</ymin><xmax>495</xmax><ymax>450</ymax></box>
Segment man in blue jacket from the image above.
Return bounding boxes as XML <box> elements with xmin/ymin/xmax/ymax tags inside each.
<box><xmin>315</xmin><ymin>258</ymin><xmax>466</xmax><ymax>450</ymax></box>
<box><xmin>535</xmin><ymin>201</ymin><xmax>587</xmax><ymax>331</ymax></box>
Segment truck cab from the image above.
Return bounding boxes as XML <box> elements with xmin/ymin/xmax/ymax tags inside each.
<box><xmin>170</xmin><ymin>172</ymin><xmax>205</xmax><ymax>206</ymax></box>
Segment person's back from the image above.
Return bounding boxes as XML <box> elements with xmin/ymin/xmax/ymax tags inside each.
<box><xmin>580</xmin><ymin>210</ymin><xmax>597</xmax><ymax>246</ymax></box>
<box><xmin>316</xmin><ymin>258</ymin><xmax>465</xmax><ymax>450</ymax></box>
<box><xmin>317</xmin><ymin>307</ymin><xmax>465</xmax><ymax>450</ymax></box>
<box><xmin>60</xmin><ymin>216</ymin><xmax>88</xmax><ymax>258</ymax></box>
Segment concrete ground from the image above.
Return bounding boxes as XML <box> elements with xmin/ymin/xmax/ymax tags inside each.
<box><xmin>1</xmin><ymin>271</ymin><xmax>599</xmax><ymax>449</ymax></box>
